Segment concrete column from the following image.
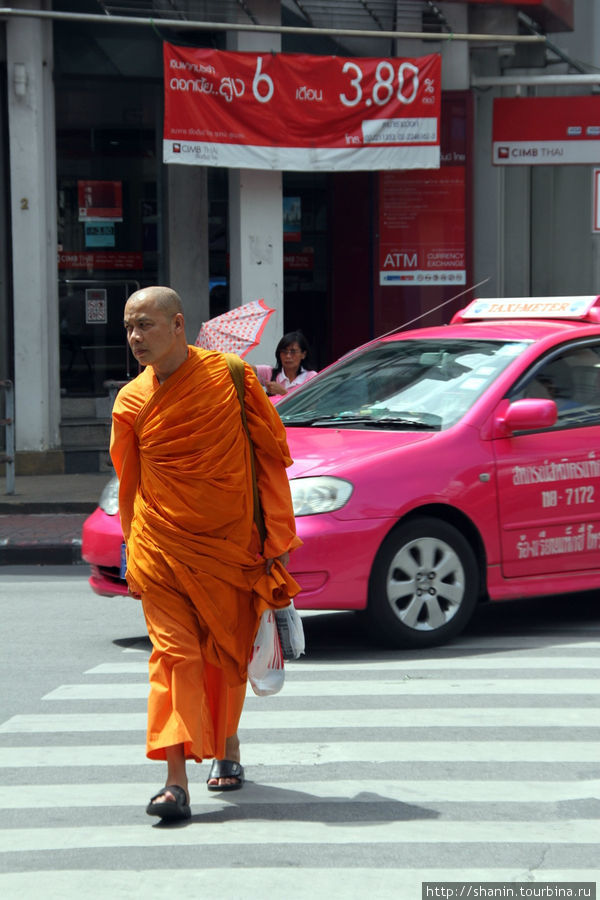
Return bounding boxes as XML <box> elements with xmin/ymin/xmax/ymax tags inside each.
<box><xmin>394</xmin><ymin>3</ymin><xmax>469</xmax><ymax>89</ymax></box>
<box><xmin>227</xmin><ymin>1</ymin><xmax>283</xmax><ymax>366</ymax></box>
<box><xmin>166</xmin><ymin>164</ymin><xmax>209</xmax><ymax>344</ymax></box>
<box><xmin>469</xmin><ymin>14</ymin><xmax>516</xmax><ymax>297</ymax></box>
<box><xmin>0</xmin><ymin>40</ymin><xmax>10</xmax><ymax>386</ymax></box>
<box><xmin>7</xmin><ymin>1</ymin><xmax>61</xmax><ymax>467</ymax></box>
<box><xmin>469</xmin><ymin>9</ymin><xmax>518</xmax><ymax>299</ymax></box>
<box><xmin>227</xmin><ymin>169</ymin><xmax>284</xmax><ymax>365</ymax></box>
<box><xmin>473</xmin><ymin>85</ymin><xmax>504</xmax><ymax>297</ymax></box>
<box><xmin>559</xmin><ymin>0</ymin><xmax>600</xmax><ymax>293</ymax></box>
<box><xmin>503</xmin><ymin>166</ymin><xmax>531</xmax><ymax>296</ymax></box>
<box><xmin>437</xmin><ymin>3</ymin><xmax>470</xmax><ymax>90</ymax></box>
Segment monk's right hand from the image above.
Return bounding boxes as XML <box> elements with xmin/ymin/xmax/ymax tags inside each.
<box><xmin>265</xmin><ymin>551</ymin><xmax>290</xmax><ymax>574</ymax></box>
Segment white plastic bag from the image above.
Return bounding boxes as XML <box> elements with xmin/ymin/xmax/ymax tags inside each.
<box><xmin>274</xmin><ymin>601</ymin><xmax>305</xmax><ymax>660</ymax></box>
<box><xmin>248</xmin><ymin>609</ymin><xmax>285</xmax><ymax>696</ymax></box>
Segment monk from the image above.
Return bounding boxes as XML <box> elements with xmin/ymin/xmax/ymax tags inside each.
<box><xmin>110</xmin><ymin>285</ymin><xmax>301</xmax><ymax>822</ymax></box>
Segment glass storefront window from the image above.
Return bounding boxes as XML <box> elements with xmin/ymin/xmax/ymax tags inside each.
<box><xmin>56</xmin><ymin>80</ymin><xmax>160</xmax><ymax>395</ymax></box>
<box><xmin>282</xmin><ymin>172</ymin><xmax>329</xmax><ymax>370</ymax></box>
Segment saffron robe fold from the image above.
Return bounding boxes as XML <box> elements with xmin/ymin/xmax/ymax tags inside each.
<box><xmin>110</xmin><ymin>346</ymin><xmax>301</xmax><ymax>762</ymax></box>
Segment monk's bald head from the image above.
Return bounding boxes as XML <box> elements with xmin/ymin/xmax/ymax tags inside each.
<box><xmin>127</xmin><ymin>286</ymin><xmax>183</xmax><ymax>318</ymax></box>
<box><xmin>124</xmin><ymin>285</ymin><xmax>189</xmax><ymax>381</ymax></box>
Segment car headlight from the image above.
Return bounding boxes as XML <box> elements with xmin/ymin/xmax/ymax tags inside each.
<box><xmin>99</xmin><ymin>475</ymin><xmax>120</xmax><ymax>516</ymax></box>
<box><xmin>290</xmin><ymin>476</ymin><xmax>353</xmax><ymax>516</ymax></box>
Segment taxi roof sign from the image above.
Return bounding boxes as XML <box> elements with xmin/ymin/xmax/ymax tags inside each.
<box><xmin>454</xmin><ymin>296</ymin><xmax>600</xmax><ymax>322</ymax></box>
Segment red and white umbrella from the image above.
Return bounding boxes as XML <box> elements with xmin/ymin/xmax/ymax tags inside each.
<box><xmin>195</xmin><ymin>298</ymin><xmax>275</xmax><ymax>358</ymax></box>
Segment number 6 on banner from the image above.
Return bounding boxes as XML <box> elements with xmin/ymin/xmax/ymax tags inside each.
<box><xmin>253</xmin><ymin>57</ymin><xmax>274</xmax><ymax>103</ymax></box>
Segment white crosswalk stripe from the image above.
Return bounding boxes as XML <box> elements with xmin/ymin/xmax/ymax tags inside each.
<box><xmin>2</xmin><ymin>780</ymin><xmax>600</xmax><ymax>807</ymax></box>
<box><xmin>88</xmin><ymin>654</ymin><xmax>600</xmax><ymax>673</ymax></box>
<box><xmin>2</xmin><ymin>706</ymin><xmax>600</xmax><ymax>731</ymax></box>
<box><xmin>0</xmin><ymin>626</ymin><xmax>598</xmax><ymax>898</ymax></box>
<box><xmin>1</xmin><ymin>740</ymin><xmax>599</xmax><ymax>767</ymax></box>
<box><xmin>4</xmin><ymin>819</ymin><xmax>600</xmax><ymax>852</ymax></box>
<box><xmin>41</xmin><ymin>678</ymin><xmax>600</xmax><ymax>698</ymax></box>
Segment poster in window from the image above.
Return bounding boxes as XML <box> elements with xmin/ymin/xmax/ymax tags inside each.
<box><xmin>85</xmin><ymin>223</ymin><xmax>115</xmax><ymax>248</ymax></box>
<box><xmin>85</xmin><ymin>289</ymin><xmax>108</xmax><ymax>324</ymax></box>
<box><xmin>379</xmin><ymin>167</ymin><xmax>466</xmax><ymax>286</ymax></box>
<box><xmin>78</xmin><ymin>180</ymin><xmax>123</xmax><ymax>222</ymax></box>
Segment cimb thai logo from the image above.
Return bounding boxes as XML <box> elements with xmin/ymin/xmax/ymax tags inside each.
<box><xmin>172</xmin><ymin>143</ymin><xmax>218</xmax><ymax>162</ymax></box>
<box><xmin>499</xmin><ymin>145</ymin><xmax>540</xmax><ymax>158</ymax></box>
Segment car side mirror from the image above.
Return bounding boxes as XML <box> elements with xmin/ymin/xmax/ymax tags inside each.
<box><xmin>493</xmin><ymin>398</ymin><xmax>557</xmax><ymax>437</ymax></box>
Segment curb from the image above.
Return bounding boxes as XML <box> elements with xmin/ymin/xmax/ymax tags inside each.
<box><xmin>0</xmin><ymin>542</ymin><xmax>83</xmax><ymax>566</ymax></box>
<box><xmin>0</xmin><ymin>502</ymin><xmax>97</xmax><ymax>515</ymax></box>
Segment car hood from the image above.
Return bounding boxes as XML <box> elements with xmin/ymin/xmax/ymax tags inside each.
<box><xmin>285</xmin><ymin>427</ymin><xmax>436</xmax><ymax>478</ymax></box>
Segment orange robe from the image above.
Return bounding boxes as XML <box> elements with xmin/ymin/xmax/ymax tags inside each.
<box><xmin>110</xmin><ymin>346</ymin><xmax>301</xmax><ymax>762</ymax></box>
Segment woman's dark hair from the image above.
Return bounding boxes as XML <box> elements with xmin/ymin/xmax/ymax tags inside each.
<box><xmin>272</xmin><ymin>330</ymin><xmax>311</xmax><ymax>378</ymax></box>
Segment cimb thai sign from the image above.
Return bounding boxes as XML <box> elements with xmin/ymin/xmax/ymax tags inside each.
<box><xmin>493</xmin><ymin>96</ymin><xmax>600</xmax><ymax>166</ymax></box>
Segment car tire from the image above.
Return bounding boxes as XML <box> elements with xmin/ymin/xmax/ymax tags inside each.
<box><xmin>367</xmin><ymin>516</ymin><xmax>479</xmax><ymax>649</ymax></box>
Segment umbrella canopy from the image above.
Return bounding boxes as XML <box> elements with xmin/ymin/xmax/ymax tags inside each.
<box><xmin>195</xmin><ymin>298</ymin><xmax>275</xmax><ymax>358</ymax></box>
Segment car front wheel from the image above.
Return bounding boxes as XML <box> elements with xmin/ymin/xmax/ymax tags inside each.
<box><xmin>367</xmin><ymin>516</ymin><xmax>479</xmax><ymax>649</ymax></box>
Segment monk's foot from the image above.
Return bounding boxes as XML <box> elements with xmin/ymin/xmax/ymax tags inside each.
<box><xmin>151</xmin><ymin>784</ymin><xmax>189</xmax><ymax>805</ymax></box>
<box><xmin>146</xmin><ymin>784</ymin><xmax>191</xmax><ymax>820</ymax></box>
<box><xmin>206</xmin><ymin>759</ymin><xmax>245</xmax><ymax>792</ymax></box>
<box><xmin>207</xmin><ymin>734</ymin><xmax>244</xmax><ymax>790</ymax></box>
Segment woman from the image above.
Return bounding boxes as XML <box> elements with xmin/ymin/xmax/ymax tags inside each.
<box><xmin>255</xmin><ymin>331</ymin><xmax>318</xmax><ymax>397</ymax></box>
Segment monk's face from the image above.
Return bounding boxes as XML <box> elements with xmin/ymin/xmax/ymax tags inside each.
<box><xmin>124</xmin><ymin>293</ymin><xmax>183</xmax><ymax>370</ymax></box>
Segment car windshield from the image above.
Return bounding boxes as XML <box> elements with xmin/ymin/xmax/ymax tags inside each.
<box><xmin>278</xmin><ymin>338</ymin><xmax>530</xmax><ymax>430</ymax></box>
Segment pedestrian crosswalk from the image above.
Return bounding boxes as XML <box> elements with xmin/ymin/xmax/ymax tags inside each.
<box><xmin>5</xmin><ymin>706</ymin><xmax>600</xmax><ymax>729</ymax></box>
<box><xmin>1</xmin><ymin>616</ymin><xmax>599</xmax><ymax>899</ymax></box>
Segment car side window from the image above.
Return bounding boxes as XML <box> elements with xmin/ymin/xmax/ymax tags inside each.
<box><xmin>511</xmin><ymin>344</ymin><xmax>600</xmax><ymax>428</ymax></box>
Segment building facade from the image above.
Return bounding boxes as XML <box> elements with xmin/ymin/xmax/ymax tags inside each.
<box><xmin>1</xmin><ymin>0</ymin><xmax>597</xmax><ymax>473</ymax></box>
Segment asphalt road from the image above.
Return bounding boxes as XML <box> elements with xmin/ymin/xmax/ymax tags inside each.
<box><xmin>0</xmin><ymin>566</ymin><xmax>599</xmax><ymax>898</ymax></box>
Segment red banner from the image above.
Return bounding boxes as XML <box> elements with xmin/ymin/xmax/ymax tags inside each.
<box><xmin>163</xmin><ymin>44</ymin><xmax>441</xmax><ymax>172</ymax></box>
<box><xmin>493</xmin><ymin>96</ymin><xmax>600</xmax><ymax>165</ymax></box>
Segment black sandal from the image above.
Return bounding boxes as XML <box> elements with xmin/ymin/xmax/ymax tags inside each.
<box><xmin>146</xmin><ymin>784</ymin><xmax>191</xmax><ymax>821</ymax></box>
<box><xmin>206</xmin><ymin>759</ymin><xmax>245</xmax><ymax>792</ymax></box>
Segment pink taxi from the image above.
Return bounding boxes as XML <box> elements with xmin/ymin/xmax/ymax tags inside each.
<box><xmin>82</xmin><ymin>295</ymin><xmax>600</xmax><ymax>648</ymax></box>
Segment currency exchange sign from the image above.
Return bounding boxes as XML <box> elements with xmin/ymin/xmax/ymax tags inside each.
<box><xmin>163</xmin><ymin>44</ymin><xmax>441</xmax><ymax>172</ymax></box>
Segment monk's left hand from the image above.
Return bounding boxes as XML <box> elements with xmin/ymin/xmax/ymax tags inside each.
<box><xmin>265</xmin><ymin>551</ymin><xmax>289</xmax><ymax>574</ymax></box>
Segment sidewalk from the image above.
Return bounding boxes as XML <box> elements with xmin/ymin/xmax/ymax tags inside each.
<box><xmin>0</xmin><ymin>473</ymin><xmax>111</xmax><ymax>565</ymax></box>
